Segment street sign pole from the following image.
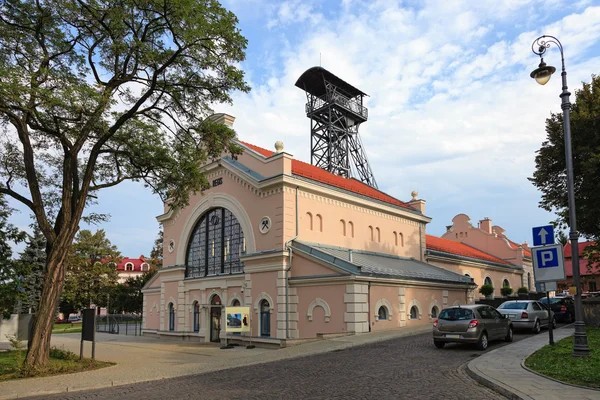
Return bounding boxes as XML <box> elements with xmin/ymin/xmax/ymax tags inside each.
<box><xmin>547</xmin><ymin>289</ymin><xmax>554</xmax><ymax>346</ymax></box>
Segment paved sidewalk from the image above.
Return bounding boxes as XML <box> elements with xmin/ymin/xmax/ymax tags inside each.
<box><xmin>467</xmin><ymin>326</ymin><xmax>600</xmax><ymax>400</ymax></box>
<box><xmin>0</xmin><ymin>326</ymin><xmax>430</xmax><ymax>399</ymax></box>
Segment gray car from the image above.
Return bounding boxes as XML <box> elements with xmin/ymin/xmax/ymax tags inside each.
<box><xmin>497</xmin><ymin>300</ymin><xmax>555</xmax><ymax>333</ymax></box>
<box><xmin>432</xmin><ymin>305</ymin><xmax>513</xmax><ymax>350</ymax></box>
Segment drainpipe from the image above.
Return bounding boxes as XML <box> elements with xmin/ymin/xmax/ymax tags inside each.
<box><xmin>284</xmin><ymin>186</ymin><xmax>300</xmax><ymax>339</ymax></box>
<box><xmin>419</xmin><ymin>224</ymin><xmax>423</xmax><ymax>261</ymax></box>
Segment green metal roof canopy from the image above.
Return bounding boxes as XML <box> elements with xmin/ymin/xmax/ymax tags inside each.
<box><xmin>295</xmin><ymin>66</ymin><xmax>367</xmax><ymax>98</ymax></box>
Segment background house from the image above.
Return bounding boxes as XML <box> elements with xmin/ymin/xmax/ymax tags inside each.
<box><xmin>562</xmin><ymin>241</ymin><xmax>598</xmax><ymax>294</ymax></box>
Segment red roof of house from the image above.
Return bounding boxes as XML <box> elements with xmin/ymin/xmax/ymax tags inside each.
<box><xmin>564</xmin><ymin>241</ymin><xmax>595</xmax><ymax>258</ymax></box>
<box><xmin>116</xmin><ymin>257</ymin><xmax>148</xmax><ymax>272</ymax></box>
<box><xmin>426</xmin><ymin>235</ymin><xmax>513</xmax><ymax>266</ymax></box>
<box><xmin>239</xmin><ymin>141</ymin><xmax>415</xmax><ymax>211</ymax></box>
<box><xmin>506</xmin><ymin>239</ymin><xmax>532</xmax><ymax>257</ymax></box>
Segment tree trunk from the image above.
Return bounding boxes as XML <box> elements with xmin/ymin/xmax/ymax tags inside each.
<box><xmin>24</xmin><ymin>248</ymin><xmax>68</xmax><ymax>369</ymax></box>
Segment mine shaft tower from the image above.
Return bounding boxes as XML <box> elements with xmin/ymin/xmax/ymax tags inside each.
<box><xmin>295</xmin><ymin>67</ymin><xmax>377</xmax><ymax>188</ymax></box>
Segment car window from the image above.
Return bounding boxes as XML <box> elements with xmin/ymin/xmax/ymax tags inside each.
<box><xmin>532</xmin><ymin>302</ymin><xmax>541</xmax><ymax>310</ymax></box>
<box><xmin>498</xmin><ymin>302</ymin><xmax>528</xmax><ymax>310</ymax></box>
<box><xmin>479</xmin><ymin>307</ymin><xmax>494</xmax><ymax>319</ymax></box>
<box><xmin>438</xmin><ymin>308</ymin><xmax>473</xmax><ymax>321</ymax></box>
<box><xmin>491</xmin><ymin>309</ymin><xmax>503</xmax><ymax>318</ymax></box>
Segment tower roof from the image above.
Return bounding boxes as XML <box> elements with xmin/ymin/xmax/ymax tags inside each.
<box><xmin>295</xmin><ymin>66</ymin><xmax>367</xmax><ymax>98</ymax></box>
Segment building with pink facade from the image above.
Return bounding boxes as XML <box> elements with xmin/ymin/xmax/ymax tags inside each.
<box><xmin>562</xmin><ymin>241</ymin><xmax>598</xmax><ymax>294</ymax></box>
<box><xmin>141</xmin><ymin>114</ymin><xmax>526</xmax><ymax>345</ymax></box>
<box><xmin>441</xmin><ymin>214</ymin><xmax>534</xmax><ymax>293</ymax></box>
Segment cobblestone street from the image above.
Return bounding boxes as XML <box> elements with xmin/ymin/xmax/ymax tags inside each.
<box><xmin>28</xmin><ymin>331</ymin><xmax>525</xmax><ymax>400</ymax></box>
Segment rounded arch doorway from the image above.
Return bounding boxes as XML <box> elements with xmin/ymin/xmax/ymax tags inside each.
<box><xmin>210</xmin><ymin>294</ymin><xmax>222</xmax><ymax>342</ymax></box>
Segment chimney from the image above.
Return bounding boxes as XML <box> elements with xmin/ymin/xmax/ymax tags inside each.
<box><xmin>408</xmin><ymin>190</ymin><xmax>426</xmax><ymax>214</ymax></box>
<box><xmin>206</xmin><ymin>113</ymin><xmax>235</xmax><ymax>127</ymax></box>
<box><xmin>479</xmin><ymin>218</ymin><xmax>492</xmax><ymax>234</ymax></box>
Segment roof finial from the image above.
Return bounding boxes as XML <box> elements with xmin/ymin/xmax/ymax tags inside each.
<box><xmin>411</xmin><ymin>190</ymin><xmax>418</xmax><ymax>201</ymax></box>
<box><xmin>274</xmin><ymin>141</ymin><xmax>284</xmax><ymax>153</ymax></box>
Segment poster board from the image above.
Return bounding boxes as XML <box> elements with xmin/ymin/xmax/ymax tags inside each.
<box><xmin>225</xmin><ymin>306</ymin><xmax>250</xmax><ymax>333</ymax></box>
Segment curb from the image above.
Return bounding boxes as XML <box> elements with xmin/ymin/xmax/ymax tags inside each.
<box><xmin>465</xmin><ymin>358</ymin><xmax>528</xmax><ymax>400</ymax></box>
<box><xmin>520</xmin><ymin>360</ymin><xmax>600</xmax><ymax>392</ymax></box>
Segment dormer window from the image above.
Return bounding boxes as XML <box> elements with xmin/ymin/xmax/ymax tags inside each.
<box><xmin>125</xmin><ymin>262</ymin><xmax>134</xmax><ymax>271</ymax></box>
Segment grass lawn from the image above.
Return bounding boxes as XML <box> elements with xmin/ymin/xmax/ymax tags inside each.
<box><xmin>52</xmin><ymin>324</ymin><xmax>82</xmax><ymax>334</ymax></box>
<box><xmin>0</xmin><ymin>349</ymin><xmax>112</xmax><ymax>381</ymax></box>
<box><xmin>525</xmin><ymin>327</ymin><xmax>600</xmax><ymax>389</ymax></box>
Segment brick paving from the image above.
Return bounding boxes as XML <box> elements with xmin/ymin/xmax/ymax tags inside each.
<box><xmin>29</xmin><ymin>332</ymin><xmax>507</xmax><ymax>400</ymax></box>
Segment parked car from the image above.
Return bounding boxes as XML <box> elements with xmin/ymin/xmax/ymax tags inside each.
<box><xmin>539</xmin><ymin>297</ymin><xmax>574</xmax><ymax>323</ymax></box>
<box><xmin>67</xmin><ymin>315</ymin><xmax>82</xmax><ymax>324</ymax></box>
<box><xmin>54</xmin><ymin>316</ymin><xmax>66</xmax><ymax>324</ymax></box>
<box><xmin>432</xmin><ymin>305</ymin><xmax>513</xmax><ymax>350</ymax></box>
<box><xmin>497</xmin><ymin>300</ymin><xmax>555</xmax><ymax>333</ymax></box>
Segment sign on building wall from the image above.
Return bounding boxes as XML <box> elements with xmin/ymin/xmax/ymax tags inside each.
<box><xmin>225</xmin><ymin>307</ymin><xmax>250</xmax><ymax>333</ymax></box>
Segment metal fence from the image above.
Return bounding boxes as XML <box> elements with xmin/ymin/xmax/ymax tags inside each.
<box><xmin>96</xmin><ymin>314</ymin><xmax>143</xmax><ymax>336</ymax></box>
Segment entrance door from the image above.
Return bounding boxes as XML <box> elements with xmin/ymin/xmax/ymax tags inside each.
<box><xmin>210</xmin><ymin>295</ymin><xmax>222</xmax><ymax>342</ymax></box>
<box><xmin>260</xmin><ymin>300</ymin><xmax>270</xmax><ymax>337</ymax></box>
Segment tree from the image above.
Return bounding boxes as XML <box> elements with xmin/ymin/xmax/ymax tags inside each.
<box><xmin>0</xmin><ymin>0</ymin><xmax>249</xmax><ymax>368</ymax></box>
<box><xmin>17</xmin><ymin>225</ymin><xmax>46</xmax><ymax>314</ymax></box>
<box><xmin>530</xmin><ymin>75</ymin><xmax>600</xmax><ymax>269</ymax></box>
<box><xmin>112</xmin><ymin>271</ymin><xmax>156</xmax><ymax>314</ymax></box>
<box><xmin>61</xmin><ymin>230</ymin><xmax>120</xmax><ymax>312</ymax></box>
<box><xmin>0</xmin><ymin>194</ymin><xmax>27</xmax><ymax>318</ymax></box>
<box><xmin>149</xmin><ymin>227</ymin><xmax>163</xmax><ymax>270</ymax></box>
<box><xmin>555</xmin><ymin>230</ymin><xmax>569</xmax><ymax>247</ymax></box>
<box><xmin>478</xmin><ymin>284</ymin><xmax>494</xmax><ymax>298</ymax></box>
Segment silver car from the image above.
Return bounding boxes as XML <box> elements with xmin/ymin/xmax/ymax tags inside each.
<box><xmin>432</xmin><ymin>305</ymin><xmax>513</xmax><ymax>350</ymax></box>
<box><xmin>497</xmin><ymin>300</ymin><xmax>555</xmax><ymax>333</ymax></box>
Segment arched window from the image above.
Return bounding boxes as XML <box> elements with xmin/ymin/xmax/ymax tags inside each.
<box><xmin>369</xmin><ymin>226</ymin><xmax>374</xmax><ymax>241</ymax></box>
<box><xmin>410</xmin><ymin>306</ymin><xmax>419</xmax><ymax>320</ymax></box>
<box><xmin>394</xmin><ymin>231</ymin><xmax>398</xmax><ymax>246</ymax></box>
<box><xmin>168</xmin><ymin>303</ymin><xmax>175</xmax><ymax>331</ymax></box>
<box><xmin>193</xmin><ymin>302</ymin><xmax>200</xmax><ymax>332</ymax></box>
<box><xmin>316</xmin><ymin>214</ymin><xmax>323</xmax><ymax>232</ymax></box>
<box><xmin>431</xmin><ymin>306</ymin><xmax>439</xmax><ymax>318</ymax></box>
<box><xmin>306</xmin><ymin>212</ymin><xmax>313</xmax><ymax>231</ymax></box>
<box><xmin>231</xmin><ymin>299</ymin><xmax>240</xmax><ymax>307</ymax></box>
<box><xmin>399</xmin><ymin>232</ymin><xmax>404</xmax><ymax>247</ymax></box>
<box><xmin>185</xmin><ymin>208</ymin><xmax>245</xmax><ymax>278</ymax></box>
<box><xmin>375</xmin><ymin>227</ymin><xmax>380</xmax><ymax>242</ymax></box>
<box><xmin>348</xmin><ymin>221</ymin><xmax>354</xmax><ymax>238</ymax></box>
<box><xmin>484</xmin><ymin>277</ymin><xmax>492</xmax><ymax>286</ymax></box>
<box><xmin>340</xmin><ymin>219</ymin><xmax>346</xmax><ymax>236</ymax></box>
<box><xmin>502</xmin><ymin>279</ymin><xmax>510</xmax><ymax>288</ymax></box>
<box><xmin>125</xmin><ymin>262</ymin><xmax>134</xmax><ymax>271</ymax></box>
<box><xmin>141</xmin><ymin>263</ymin><xmax>149</xmax><ymax>272</ymax></box>
<box><xmin>465</xmin><ymin>273</ymin><xmax>471</xmax><ymax>278</ymax></box>
<box><xmin>260</xmin><ymin>300</ymin><xmax>270</xmax><ymax>337</ymax></box>
<box><xmin>378</xmin><ymin>306</ymin><xmax>387</xmax><ymax>321</ymax></box>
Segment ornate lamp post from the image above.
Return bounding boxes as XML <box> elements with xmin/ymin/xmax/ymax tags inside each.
<box><xmin>530</xmin><ymin>35</ymin><xmax>590</xmax><ymax>357</ymax></box>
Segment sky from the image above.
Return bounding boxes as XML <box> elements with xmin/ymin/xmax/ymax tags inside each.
<box><xmin>6</xmin><ymin>0</ymin><xmax>600</xmax><ymax>258</ymax></box>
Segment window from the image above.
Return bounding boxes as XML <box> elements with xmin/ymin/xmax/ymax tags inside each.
<box><xmin>185</xmin><ymin>207</ymin><xmax>245</xmax><ymax>278</ymax></box>
<box><xmin>439</xmin><ymin>308</ymin><xmax>473</xmax><ymax>321</ymax></box>
<box><xmin>484</xmin><ymin>277</ymin><xmax>492</xmax><ymax>286</ymax></box>
<box><xmin>340</xmin><ymin>220</ymin><xmax>346</xmax><ymax>236</ymax></box>
<box><xmin>316</xmin><ymin>214</ymin><xmax>323</xmax><ymax>232</ymax></box>
<box><xmin>378</xmin><ymin>306</ymin><xmax>387</xmax><ymax>321</ymax></box>
<box><xmin>369</xmin><ymin>226</ymin><xmax>374</xmax><ymax>241</ymax></box>
<box><xmin>478</xmin><ymin>307</ymin><xmax>494</xmax><ymax>319</ymax></box>
<box><xmin>499</xmin><ymin>302</ymin><xmax>528</xmax><ymax>310</ymax></box>
<box><xmin>502</xmin><ymin>279</ymin><xmax>510</xmax><ymax>288</ymax></box>
<box><xmin>141</xmin><ymin>263</ymin><xmax>149</xmax><ymax>272</ymax></box>
<box><xmin>193</xmin><ymin>302</ymin><xmax>200</xmax><ymax>332</ymax></box>
<box><xmin>125</xmin><ymin>262</ymin><xmax>134</xmax><ymax>271</ymax></box>
<box><xmin>375</xmin><ymin>227</ymin><xmax>380</xmax><ymax>242</ymax></box>
<box><xmin>589</xmin><ymin>281</ymin><xmax>597</xmax><ymax>292</ymax></box>
<box><xmin>394</xmin><ymin>231</ymin><xmax>398</xmax><ymax>246</ymax></box>
<box><xmin>306</xmin><ymin>212</ymin><xmax>313</xmax><ymax>230</ymax></box>
<box><xmin>168</xmin><ymin>303</ymin><xmax>175</xmax><ymax>331</ymax></box>
<box><xmin>465</xmin><ymin>273</ymin><xmax>471</xmax><ymax>278</ymax></box>
<box><xmin>431</xmin><ymin>306</ymin><xmax>439</xmax><ymax>318</ymax></box>
<box><xmin>409</xmin><ymin>306</ymin><xmax>419</xmax><ymax>320</ymax></box>
<box><xmin>399</xmin><ymin>232</ymin><xmax>404</xmax><ymax>247</ymax></box>
<box><xmin>532</xmin><ymin>302</ymin><xmax>541</xmax><ymax>311</ymax></box>
<box><xmin>231</xmin><ymin>299</ymin><xmax>240</xmax><ymax>307</ymax></box>
<box><xmin>348</xmin><ymin>221</ymin><xmax>354</xmax><ymax>238</ymax></box>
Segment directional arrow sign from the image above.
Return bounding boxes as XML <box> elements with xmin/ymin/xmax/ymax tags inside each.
<box><xmin>532</xmin><ymin>225</ymin><xmax>555</xmax><ymax>247</ymax></box>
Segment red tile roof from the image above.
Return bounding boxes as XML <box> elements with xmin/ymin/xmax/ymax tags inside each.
<box><xmin>506</xmin><ymin>239</ymin><xmax>532</xmax><ymax>257</ymax></box>
<box><xmin>239</xmin><ymin>141</ymin><xmax>415</xmax><ymax>211</ymax></box>
<box><xmin>564</xmin><ymin>241</ymin><xmax>596</xmax><ymax>258</ymax></box>
<box><xmin>426</xmin><ymin>235</ymin><xmax>513</xmax><ymax>266</ymax></box>
<box><xmin>116</xmin><ymin>257</ymin><xmax>149</xmax><ymax>272</ymax></box>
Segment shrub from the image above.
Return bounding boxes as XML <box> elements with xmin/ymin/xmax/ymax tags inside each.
<box><xmin>49</xmin><ymin>346</ymin><xmax>78</xmax><ymax>361</ymax></box>
<box><xmin>518</xmin><ymin>287</ymin><xmax>529</xmax><ymax>295</ymax></box>
<box><xmin>479</xmin><ymin>284</ymin><xmax>494</xmax><ymax>297</ymax></box>
<box><xmin>501</xmin><ymin>286</ymin><xmax>513</xmax><ymax>297</ymax></box>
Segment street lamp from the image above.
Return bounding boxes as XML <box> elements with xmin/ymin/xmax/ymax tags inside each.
<box><xmin>530</xmin><ymin>35</ymin><xmax>590</xmax><ymax>358</ymax></box>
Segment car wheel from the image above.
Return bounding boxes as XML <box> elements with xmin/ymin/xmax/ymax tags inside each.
<box><xmin>434</xmin><ymin>341</ymin><xmax>445</xmax><ymax>349</ymax></box>
<box><xmin>505</xmin><ymin>326</ymin><xmax>513</xmax><ymax>342</ymax></box>
<box><xmin>532</xmin><ymin>320</ymin><xmax>541</xmax><ymax>334</ymax></box>
<box><xmin>476</xmin><ymin>332</ymin><xmax>488</xmax><ymax>350</ymax></box>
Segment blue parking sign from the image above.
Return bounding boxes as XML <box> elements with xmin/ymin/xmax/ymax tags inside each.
<box><xmin>532</xmin><ymin>244</ymin><xmax>565</xmax><ymax>282</ymax></box>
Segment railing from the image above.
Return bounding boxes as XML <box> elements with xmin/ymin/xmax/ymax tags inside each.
<box><xmin>96</xmin><ymin>314</ymin><xmax>143</xmax><ymax>336</ymax></box>
<box><xmin>305</xmin><ymin>93</ymin><xmax>368</xmax><ymax>120</ymax></box>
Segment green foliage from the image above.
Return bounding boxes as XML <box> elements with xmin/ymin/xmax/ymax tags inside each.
<box><xmin>478</xmin><ymin>284</ymin><xmax>494</xmax><ymax>297</ymax></box>
<box><xmin>500</xmin><ymin>286</ymin><xmax>513</xmax><ymax>297</ymax></box>
<box><xmin>530</xmin><ymin>75</ymin><xmax>600</xmax><ymax>270</ymax></box>
<box><xmin>517</xmin><ymin>287</ymin><xmax>529</xmax><ymax>295</ymax></box>
<box><xmin>48</xmin><ymin>346</ymin><xmax>77</xmax><ymax>361</ymax></box>
<box><xmin>16</xmin><ymin>225</ymin><xmax>46</xmax><ymax>313</ymax></box>
<box><xmin>555</xmin><ymin>229</ymin><xmax>569</xmax><ymax>247</ymax></box>
<box><xmin>0</xmin><ymin>0</ymin><xmax>249</xmax><ymax>367</ymax></box>
<box><xmin>149</xmin><ymin>228</ymin><xmax>163</xmax><ymax>270</ymax></box>
<box><xmin>525</xmin><ymin>327</ymin><xmax>600</xmax><ymax>389</ymax></box>
<box><xmin>61</xmin><ymin>230</ymin><xmax>121</xmax><ymax>310</ymax></box>
<box><xmin>0</xmin><ymin>195</ymin><xmax>27</xmax><ymax>318</ymax></box>
<box><xmin>111</xmin><ymin>270</ymin><xmax>156</xmax><ymax>314</ymax></box>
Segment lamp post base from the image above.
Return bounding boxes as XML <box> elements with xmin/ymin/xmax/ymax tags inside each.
<box><xmin>572</xmin><ymin>321</ymin><xmax>590</xmax><ymax>358</ymax></box>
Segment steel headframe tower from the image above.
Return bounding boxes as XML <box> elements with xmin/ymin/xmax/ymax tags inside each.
<box><xmin>295</xmin><ymin>67</ymin><xmax>377</xmax><ymax>188</ymax></box>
